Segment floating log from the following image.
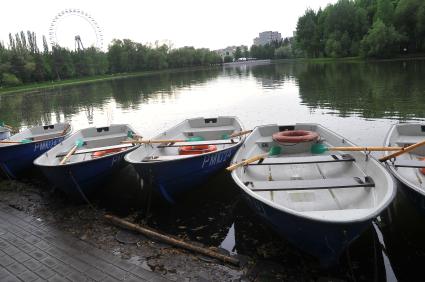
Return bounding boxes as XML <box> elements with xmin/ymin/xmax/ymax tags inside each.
<box><xmin>104</xmin><ymin>214</ymin><xmax>240</xmax><ymax>266</ymax></box>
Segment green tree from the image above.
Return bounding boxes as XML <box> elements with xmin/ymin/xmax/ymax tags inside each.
<box><xmin>234</xmin><ymin>47</ymin><xmax>242</xmax><ymax>60</ymax></box>
<box><xmin>375</xmin><ymin>0</ymin><xmax>394</xmax><ymax>25</ymax></box>
<box><xmin>360</xmin><ymin>19</ymin><xmax>405</xmax><ymax>57</ymax></box>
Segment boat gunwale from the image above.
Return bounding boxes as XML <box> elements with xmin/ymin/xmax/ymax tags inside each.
<box><xmin>231</xmin><ymin>123</ymin><xmax>397</xmax><ymax>224</ymax></box>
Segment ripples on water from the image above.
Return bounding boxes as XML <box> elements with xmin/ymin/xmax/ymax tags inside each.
<box><xmin>2</xmin><ymin>60</ymin><xmax>425</xmax><ymax>280</ymax></box>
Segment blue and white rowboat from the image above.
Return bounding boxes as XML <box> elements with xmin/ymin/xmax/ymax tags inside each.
<box><xmin>125</xmin><ymin>116</ymin><xmax>245</xmax><ymax>203</ymax></box>
<box><xmin>0</xmin><ymin>123</ymin><xmax>72</xmax><ymax>178</ymax></box>
<box><xmin>230</xmin><ymin>123</ymin><xmax>395</xmax><ymax>265</ymax></box>
<box><xmin>34</xmin><ymin>124</ymin><xmax>139</xmax><ymax>200</ymax></box>
<box><xmin>383</xmin><ymin>123</ymin><xmax>425</xmax><ymax>216</ymax></box>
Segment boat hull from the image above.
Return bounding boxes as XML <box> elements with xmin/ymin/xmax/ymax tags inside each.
<box><xmin>37</xmin><ymin>151</ymin><xmax>130</xmax><ymax>201</ymax></box>
<box><xmin>133</xmin><ymin>145</ymin><xmax>241</xmax><ymax>203</ymax></box>
<box><xmin>241</xmin><ymin>192</ymin><xmax>370</xmax><ymax>266</ymax></box>
<box><xmin>0</xmin><ymin>137</ymin><xmax>65</xmax><ymax>178</ymax></box>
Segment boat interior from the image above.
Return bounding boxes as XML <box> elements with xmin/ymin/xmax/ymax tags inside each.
<box><xmin>128</xmin><ymin>117</ymin><xmax>243</xmax><ymax>162</ymax></box>
<box><xmin>235</xmin><ymin>124</ymin><xmax>392</xmax><ymax>221</ymax></box>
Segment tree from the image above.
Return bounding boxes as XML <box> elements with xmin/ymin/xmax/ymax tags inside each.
<box><xmin>375</xmin><ymin>0</ymin><xmax>394</xmax><ymax>25</ymax></box>
<box><xmin>234</xmin><ymin>47</ymin><xmax>242</xmax><ymax>60</ymax></box>
<box><xmin>296</xmin><ymin>9</ymin><xmax>320</xmax><ymax>57</ymax></box>
<box><xmin>360</xmin><ymin>19</ymin><xmax>405</xmax><ymax>58</ymax></box>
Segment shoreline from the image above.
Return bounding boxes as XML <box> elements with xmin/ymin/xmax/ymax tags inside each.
<box><xmin>2</xmin><ymin>55</ymin><xmax>425</xmax><ymax>95</ymax></box>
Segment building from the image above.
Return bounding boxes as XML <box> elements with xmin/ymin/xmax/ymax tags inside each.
<box><xmin>215</xmin><ymin>45</ymin><xmax>248</xmax><ymax>60</ymax></box>
<box><xmin>253</xmin><ymin>31</ymin><xmax>282</xmax><ymax>46</ymax></box>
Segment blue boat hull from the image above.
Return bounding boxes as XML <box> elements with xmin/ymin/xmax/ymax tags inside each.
<box><xmin>132</xmin><ymin>145</ymin><xmax>241</xmax><ymax>203</ymax></box>
<box><xmin>37</xmin><ymin>151</ymin><xmax>129</xmax><ymax>201</ymax></box>
<box><xmin>0</xmin><ymin>137</ymin><xmax>65</xmax><ymax>178</ymax></box>
<box><xmin>242</xmin><ymin>193</ymin><xmax>370</xmax><ymax>266</ymax></box>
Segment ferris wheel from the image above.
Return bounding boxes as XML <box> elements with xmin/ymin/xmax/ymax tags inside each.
<box><xmin>49</xmin><ymin>9</ymin><xmax>103</xmax><ymax>50</ymax></box>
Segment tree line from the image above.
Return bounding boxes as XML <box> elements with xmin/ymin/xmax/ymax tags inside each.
<box><xmin>0</xmin><ymin>33</ymin><xmax>222</xmax><ymax>88</ymax></box>
<box><xmin>295</xmin><ymin>0</ymin><xmax>425</xmax><ymax>58</ymax></box>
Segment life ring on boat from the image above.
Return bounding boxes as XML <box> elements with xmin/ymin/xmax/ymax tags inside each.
<box><xmin>418</xmin><ymin>157</ymin><xmax>425</xmax><ymax>175</ymax></box>
<box><xmin>272</xmin><ymin>130</ymin><xmax>319</xmax><ymax>143</ymax></box>
<box><xmin>178</xmin><ymin>145</ymin><xmax>217</xmax><ymax>155</ymax></box>
<box><xmin>91</xmin><ymin>148</ymin><xmax>126</xmax><ymax>158</ymax></box>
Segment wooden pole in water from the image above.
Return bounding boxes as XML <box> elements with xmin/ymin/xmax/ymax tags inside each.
<box><xmin>104</xmin><ymin>214</ymin><xmax>240</xmax><ymax>266</ymax></box>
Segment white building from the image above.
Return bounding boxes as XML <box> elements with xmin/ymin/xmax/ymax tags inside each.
<box><xmin>215</xmin><ymin>45</ymin><xmax>248</xmax><ymax>59</ymax></box>
<box><xmin>253</xmin><ymin>31</ymin><xmax>282</xmax><ymax>46</ymax></box>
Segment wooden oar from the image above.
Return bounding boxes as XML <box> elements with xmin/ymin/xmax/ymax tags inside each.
<box><xmin>311</xmin><ymin>143</ymin><xmax>403</xmax><ymax>154</ymax></box>
<box><xmin>122</xmin><ymin>136</ymin><xmax>204</xmax><ymax>144</ymax></box>
<box><xmin>59</xmin><ymin>139</ymin><xmax>84</xmax><ymax>165</ymax></box>
<box><xmin>226</xmin><ymin>146</ymin><xmax>282</xmax><ymax>172</ymax></box>
<box><xmin>380</xmin><ymin>139</ymin><xmax>425</xmax><ymax>162</ymax></box>
<box><xmin>0</xmin><ymin>139</ymin><xmax>32</xmax><ymax>144</ymax></box>
<box><xmin>222</xmin><ymin>130</ymin><xmax>253</xmax><ymax>139</ymax></box>
<box><xmin>0</xmin><ymin>120</ymin><xmax>13</xmax><ymax>131</ymax></box>
<box><xmin>60</xmin><ymin>123</ymin><xmax>71</xmax><ymax>136</ymax></box>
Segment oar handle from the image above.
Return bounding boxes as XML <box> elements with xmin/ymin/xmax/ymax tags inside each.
<box><xmin>59</xmin><ymin>145</ymin><xmax>78</xmax><ymax>165</ymax></box>
<box><xmin>60</xmin><ymin>123</ymin><xmax>71</xmax><ymax>136</ymax></box>
<box><xmin>380</xmin><ymin>139</ymin><xmax>425</xmax><ymax>162</ymax></box>
<box><xmin>226</xmin><ymin>153</ymin><xmax>269</xmax><ymax>172</ymax></box>
<box><xmin>229</xmin><ymin>130</ymin><xmax>252</xmax><ymax>138</ymax></box>
<box><xmin>122</xmin><ymin>139</ymin><xmax>185</xmax><ymax>144</ymax></box>
<box><xmin>0</xmin><ymin>141</ymin><xmax>22</xmax><ymax>144</ymax></box>
<box><xmin>329</xmin><ymin>146</ymin><xmax>403</xmax><ymax>152</ymax></box>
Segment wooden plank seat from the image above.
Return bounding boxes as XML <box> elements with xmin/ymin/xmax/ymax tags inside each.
<box><xmin>393</xmin><ymin>159</ymin><xmax>425</xmax><ymax>168</ymax></box>
<box><xmin>157</xmin><ymin>139</ymin><xmax>236</xmax><ymax>148</ymax></box>
<box><xmin>142</xmin><ymin>155</ymin><xmax>193</xmax><ymax>162</ymax></box>
<box><xmin>183</xmin><ymin>125</ymin><xmax>235</xmax><ymax>134</ymax></box>
<box><xmin>245</xmin><ymin>176</ymin><xmax>375</xmax><ymax>191</ymax></box>
<box><xmin>250</xmin><ymin>154</ymin><xmax>354</xmax><ymax>166</ymax></box>
<box><xmin>83</xmin><ymin>133</ymin><xmax>128</xmax><ymax>142</ymax></box>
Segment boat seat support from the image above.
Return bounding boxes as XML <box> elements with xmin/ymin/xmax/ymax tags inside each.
<box><xmin>246</xmin><ymin>176</ymin><xmax>375</xmax><ymax>191</ymax></box>
<box><xmin>393</xmin><ymin>159</ymin><xmax>425</xmax><ymax>168</ymax></box>
<box><xmin>251</xmin><ymin>154</ymin><xmax>354</xmax><ymax>166</ymax></box>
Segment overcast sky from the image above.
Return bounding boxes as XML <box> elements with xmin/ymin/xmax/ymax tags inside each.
<box><xmin>1</xmin><ymin>0</ymin><xmax>336</xmax><ymax>51</ymax></box>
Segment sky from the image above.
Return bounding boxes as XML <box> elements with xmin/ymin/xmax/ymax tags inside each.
<box><xmin>1</xmin><ymin>0</ymin><xmax>337</xmax><ymax>51</ymax></box>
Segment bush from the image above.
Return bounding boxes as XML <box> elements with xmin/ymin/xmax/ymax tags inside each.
<box><xmin>1</xmin><ymin>73</ymin><xmax>22</xmax><ymax>87</ymax></box>
<box><xmin>223</xmin><ymin>55</ymin><xmax>233</xmax><ymax>63</ymax></box>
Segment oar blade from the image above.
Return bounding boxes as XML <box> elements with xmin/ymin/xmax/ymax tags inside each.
<box><xmin>311</xmin><ymin>143</ymin><xmax>328</xmax><ymax>154</ymax></box>
<box><xmin>269</xmin><ymin>146</ymin><xmax>282</xmax><ymax>156</ymax></box>
<box><xmin>75</xmin><ymin>138</ymin><xmax>85</xmax><ymax>148</ymax></box>
<box><xmin>187</xmin><ymin>136</ymin><xmax>204</xmax><ymax>142</ymax></box>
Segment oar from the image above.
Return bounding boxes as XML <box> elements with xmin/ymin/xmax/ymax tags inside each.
<box><xmin>0</xmin><ymin>139</ymin><xmax>32</xmax><ymax>144</ymax></box>
<box><xmin>122</xmin><ymin>136</ymin><xmax>204</xmax><ymax>144</ymax></box>
<box><xmin>311</xmin><ymin>143</ymin><xmax>403</xmax><ymax>154</ymax></box>
<box><xmin>226</xmin><ymin>146</ymin><xmax>282</xmax><ymax>172</ymax></box>
<box><xmin>380</xmin><ymin>139</ymin><xmax>425</xmax><ymax>162</ymax></box>
<box><xmin>59</xmin><ymin>139</ymin><xmax>84</xmax><ymax>165</ymax></box>
<box><xmin>222</xmin><ymin>130</ymin><xmax>253</xmax><ymax>139</ymax></box>
<box><xmin>0</xmin><ymin>120</ymin><xmax>14</xmax><ymax>131</ymax></box>
<box><xmin>60</xmin><ymin>123</ymin><xmax>71</xmax><ymax>136</ymax></box>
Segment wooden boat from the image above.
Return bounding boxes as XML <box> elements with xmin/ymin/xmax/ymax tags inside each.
<box><xmin>0</xmin><ymin>126</ymin><xmax>11</xmax><ymax>140</ymax></box>
<box><xmin>34</xmin><ymin>124</ymin><xmax>139</xmax><ymax>200</ymax></box>
<box><xmin>0</xmin><ymin>123</ymin><xmax>72</xmax><ymax>178</ymax></box>
<box><xmin>383</xmin><ymin>123</ymin><xmax>425</xmax><ymax>215</ymax></box>
<box><xmin>229</xmin><ymin>123</ymin><xmax>395</xmax><ymax>265</ymax></box>
<box><xmin>125</xmin><ymin>116</ymin><xmax>245</xmax><ymax>203</ymax></box>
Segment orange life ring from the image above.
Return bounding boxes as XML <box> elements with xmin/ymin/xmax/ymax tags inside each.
<box><xmin>178</xmin><ymin>145</ymin><xmax>217</xmax><ymax>155</ymax></box>
<box><xmin>272</xmin><ymin>130</ymin><xmax>319</xmax><ymax>143</ymax></box>
<box><xmin>91</xmin><ymin>148</ymin><xmax>126</xmax><ymax>158</ymax></box>
<box><xmin>419</xmin><ymin>157</ymin><xmax>425</xmax><ymax>175</ymax></box>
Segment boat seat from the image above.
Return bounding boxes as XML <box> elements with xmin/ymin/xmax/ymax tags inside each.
<box><xmin>246</xmin><ymin>176</ymin><xmax>375</xmax><ymax>191</ymax></box>
<box><xmin>250</xmin><ymin>154</ymin><xmax>354</xmax><ymax>166</ymax></box>
<box><xmin>183</xmin><ymin>125</ymin><xmax>235</xmax><ymax>135</ymax></box>
<box><xmin>393</xmin><ymin>159</ymin><xmax>425</xmax><ymax>168</ymax></box>
<box><xmin>142</xmin><ymin>155</ymin><xmax>193</xmax><ymax>162</ymax></box>
<box><xmin>83</xmin><ymin>133</ymin><xmax>128</xmax><ymax>142</ymax></box>
<box><xmin>255</xmin><ymin>136</ymin><xmax>274</xmax><ymax>145</ymax></box>
<box><xmin>157</xmin><ymin>139</ymin><xmax>237</xmax><ymax>148</ymax></box>
<box><xmin>396</xmin><ymin>136</ymin><xmax>425</xmax><ymax>145</ymax></box>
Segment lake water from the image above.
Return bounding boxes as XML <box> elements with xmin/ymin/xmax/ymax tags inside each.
<box><xmin>2</xmin><ymin>60</ymin><xmax>425</xmax><ymax>281</ymax></box>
